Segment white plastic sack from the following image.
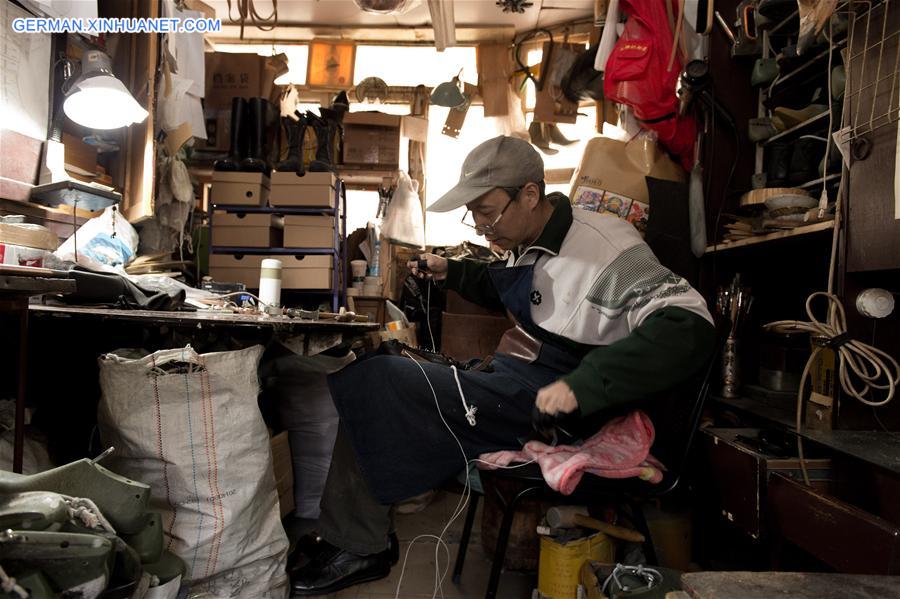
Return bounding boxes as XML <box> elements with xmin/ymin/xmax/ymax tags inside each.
<box><xmin>381</xmin><ymin>170</ymin><xmax>425</xmax><ymax>249</ymax></box>
<box><xmin>54</xmin><ymin>205</ymin><xmax>139</xmax><ymax>273</ymax></box>
<box><xmin>97</xmin><ymin>345</ymin><xmax>288</xmax><ymax>599</ymax></box>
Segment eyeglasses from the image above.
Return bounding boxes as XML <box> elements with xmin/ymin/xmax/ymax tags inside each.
<box><xmin>461</xmin><ymin>187</ymin><xmax>519</xmax><ymax>237</ymax></box>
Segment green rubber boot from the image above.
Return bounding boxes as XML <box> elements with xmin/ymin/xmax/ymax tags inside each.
<box><xmin>0</xmin><ymin>530</ymin><xmax>112</xmax><ymax>595</ymax></box>
<box><xmin>0</xmin><ymin>458</ymin><xmax>150</xmax><ymax>534</ymax></box>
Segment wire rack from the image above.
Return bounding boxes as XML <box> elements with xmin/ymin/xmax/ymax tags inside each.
<box><xmin>844</xmin><ymin>0</ymin><xmax>900</xmax><ymax>140</ymax></box>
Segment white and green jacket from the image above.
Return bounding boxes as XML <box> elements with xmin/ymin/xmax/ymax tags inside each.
<box><xmin>444</xmin><ymin>194</ymin><xmax>716</xmax><ymax>416</ymax></box>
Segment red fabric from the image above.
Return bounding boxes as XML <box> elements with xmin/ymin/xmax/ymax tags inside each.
<box><xmin>478</xmin><ymin>411</ymin><xmax>665</xmax><ymax>495</ymax></box>
<box><xmin>603</xmin><ymin>0</ymin><xmax>696</xmax><ymax>170</ymax></box>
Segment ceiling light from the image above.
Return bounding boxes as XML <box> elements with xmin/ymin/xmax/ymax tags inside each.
<box><xmin>63</xmin><ymin>50</ymin><xmax>149</xmax><ymax>130</ymax></box>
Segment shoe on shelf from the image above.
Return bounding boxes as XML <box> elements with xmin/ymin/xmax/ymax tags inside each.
<box><xmin>290</xmin><ymin>539</ymin><xmax>392</xmax><ymax>596</ymax></box>
<box><xmin>771</xmin><ymin>104</ymin><xmax>829</xmax><ymax>131</ymax></box>
<box><xmin>788</xmin><ymin>136</ymin><xmax>826</xmax><ymax>185</ymax></box>
<box><xmin>766</xmin><ymin>142</ymin><xmax>792</xmax><ymax>187</ymax></box>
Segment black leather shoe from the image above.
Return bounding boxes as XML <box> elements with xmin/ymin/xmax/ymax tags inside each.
<box><xmin>288</xmin><ymin>532</ymin><xmax>399</xmax><ymax>571</ymax></box>
<box><xmin>290</xmin><ymin>542</ymin><xmax>391</xmax><ymax>596</ymax></box>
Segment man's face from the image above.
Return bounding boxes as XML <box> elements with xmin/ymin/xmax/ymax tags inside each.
<box><xmin>465</xmin><ymin>185</ymin><xmax>532</xmax><ymax>250</ymax></box>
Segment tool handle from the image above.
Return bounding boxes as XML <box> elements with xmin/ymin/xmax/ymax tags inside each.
<box><xmin>573</xmin><ymin>514</ymin><xmax>646</xmax><ymax>543</ymax></box>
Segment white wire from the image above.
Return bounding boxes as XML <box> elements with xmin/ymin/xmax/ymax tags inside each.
<box><xmin>764</xmin><ymin>292</ymin><xmax>899</xmax><ymax>408</ymax></box>
<box><xmin>395</xmin><ymin>351</ymin><xmax>538</xmax><ymax>599</ymax></box>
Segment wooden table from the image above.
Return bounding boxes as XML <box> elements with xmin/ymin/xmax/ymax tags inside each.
<box><xmin>681</xmin><ymin>571</ymin><xmax>900</xmax><ymax>598</ymax></box>
<box><xmin>0</xmin><ymin>274</ymin><xmax>76</xmax><ymax>472</ymax></box>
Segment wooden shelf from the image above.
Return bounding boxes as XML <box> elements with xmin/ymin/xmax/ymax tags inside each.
<box><xmin>764</xmin><ymin>110</ymin><xmax>830</xmax><ymax>144</ymax></box>
<box><xmin>705</xmin><ymin>220</ymin><xmax>834</xmax><ymax>253</ymax></box>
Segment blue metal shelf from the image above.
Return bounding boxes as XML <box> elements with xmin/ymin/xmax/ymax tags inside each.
<box><xmin>210</xmin><ymin>204</ymin><xmax>338</xmax><ymax>216</ymax></box>
<box><xmin>209</xmin><ymin>179</ymin><xmax>348</xmax><ymax>312</ymax></box>
<box><xmin>210</xmin><ymin>247</ymin><xmax>338</xmax><ymax>255</ymax></box>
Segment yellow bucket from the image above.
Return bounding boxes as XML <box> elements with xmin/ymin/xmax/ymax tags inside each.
<box><xmin>537</xmin><ymin>532</ymin><xmax>616</xmax><ymax>599</ymax></box>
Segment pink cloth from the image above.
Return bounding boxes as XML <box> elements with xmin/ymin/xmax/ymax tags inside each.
<box><xmin>478</xmin><ymin>410</ymin><xmax>665</xmax><ymax>495</ymax></box>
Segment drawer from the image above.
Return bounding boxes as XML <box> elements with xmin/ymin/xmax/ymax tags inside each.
<box><xmin>702</xmin><ymin>428</ymin><xmax>832</xmax><ymax>539</ymax></box>
<box><xmin>768</xmin><ymin>472</ymin><xmax>900</xmax><ymax>574</ymax></box>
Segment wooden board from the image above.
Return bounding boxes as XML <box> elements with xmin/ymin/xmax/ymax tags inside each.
<box><xmin>682</xmin><ymin>571</ymin><xmax>900</xmax><ymax>598</ymax></box>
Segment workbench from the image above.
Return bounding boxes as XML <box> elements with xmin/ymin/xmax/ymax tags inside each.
<box><xmin>15</xmin><ymin>301</ymin><xmax>379</xmax><ymax>469</ymax></box>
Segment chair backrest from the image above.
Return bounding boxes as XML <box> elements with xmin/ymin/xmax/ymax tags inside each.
<box><xmin>644</xmin><ymin>338</ymin><xmax>721</xmax><ymax>496</ymax></box>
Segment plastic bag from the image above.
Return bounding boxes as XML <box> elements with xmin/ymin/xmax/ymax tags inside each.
<box><xmin>381</xmin><ymin>170</ymin><xmax>425</xmax><ymax>249</ymax></box>
<box><xmin>54</xmin><ymin>205</ymin><xmax>139</xmax><ymax>273</ymax></box>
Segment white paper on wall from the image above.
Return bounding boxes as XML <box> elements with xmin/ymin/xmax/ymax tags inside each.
<box><xmin>0</xmin><ymin>2</ymin><xmax>51</xmax><ymax>140</ymax></box>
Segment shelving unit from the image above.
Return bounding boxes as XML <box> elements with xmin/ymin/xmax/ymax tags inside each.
<box><xmin>210</xmin><ymin>179</ymin><xmax>348</xmax><ymax>312</ymax></box>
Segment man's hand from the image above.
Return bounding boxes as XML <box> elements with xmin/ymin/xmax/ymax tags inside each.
<box><xmin>407</xmin><ymin>253</ymin><xmax>449</xmax><ymax>282</ymax></box>
<box><xmin>535</xmin><ymin>380</ymin><xmax>578</xmax><ymax>416</ymax></box>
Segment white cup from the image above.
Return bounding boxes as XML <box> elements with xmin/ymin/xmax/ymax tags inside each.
<box><xmin>351</xmin><ymin>260</ymin><xmax>368</xmax><ymax>279</ymax></box>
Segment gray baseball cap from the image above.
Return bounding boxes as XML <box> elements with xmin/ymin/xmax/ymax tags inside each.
<box><xmin>427</xmin><ymin>135</ymin><xmax>544</xmax><ymax>212</ymax></box>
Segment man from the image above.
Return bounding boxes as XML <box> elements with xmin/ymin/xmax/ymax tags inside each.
<box><xmin>290</xmin><ymin>136</ymin><xmax>715</xmax><ymax>596</ymax></box>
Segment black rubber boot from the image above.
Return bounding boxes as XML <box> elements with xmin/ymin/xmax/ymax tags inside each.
<box><xmin>788</xmin><ymin>137</ymin><xmax>825</xmax><ymax>185</ymax></box>
<box><xmin>213</xmin><ymin>97</ymin><xmax>247</xmax><ymax>172</ymax></box>
<box><xmin>766</xmin><ymin>142</ymin><xmax>791</xmax><ymax>187</ymax></box>
<box><xmin>240</xmin><ymin>97</ymin><xmax>270</xmax><ymax>174</ymax></box>
<box><xmin>309</xmin><ymin>108</ymin><xmax>341</xmax><ymax>173</ymax></box>
<box><xmin>275</xmin><ymin>113</ymin><xmax>307</xmax><ymax>175</ymax></box>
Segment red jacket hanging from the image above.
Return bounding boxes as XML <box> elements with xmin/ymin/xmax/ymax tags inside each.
<box><xmin>604</xmin><ymin>0</ymin><xmax>696</xmax><ymax>171</ymax></box>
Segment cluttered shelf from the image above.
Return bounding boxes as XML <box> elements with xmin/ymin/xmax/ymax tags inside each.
<box><xmin>710</xmin><ymin>395</ymin><xmax>900</xmax><ymax>475</ymax></box>
<box><xmin>705</xmin><ymin>220</ymin><xmax>834</xmax><ymax>253</ymax></box>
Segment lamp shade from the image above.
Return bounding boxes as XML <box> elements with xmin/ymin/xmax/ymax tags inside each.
<box><xmin>63</xmin><ymin>51</ymin><xmax>149</xmax><ymax>130</ymax></box>
<box><xmin>430</xmin><ymin>77</ymin><xmax>466</xmax><ymax>108</ymax></box>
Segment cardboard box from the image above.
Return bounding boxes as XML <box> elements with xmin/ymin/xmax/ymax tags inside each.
<box><xmin>205</xmin><ymin>52</ymin><xmax>287</xmax><ymax>110</ymax></box>
<box><xmin>270</xmin><ymin>431</ymin><xmax>295</xmax><ymax>519</ymax></box>
<box><xmin>209</xmin><ymin>254</ymin><xmax>331</xmax><ymax>270</ymax></box>
<box><xmin>270</xmin><ymin>183</ymin><xmax>336</xmax><ymax>208</ymax></box>
<box><xmin>342</xmin><ymin>111</ymin><xmax>401</xmax><ymax>167</ymax></box>
<box><xmin>350</xmin><ymin>296</ymin><xmax>386</xmax><ymax>324</ymax></box>
<box><xmin>208</xmin><ymin>266</ymin><xmax>333</xmax><ymax>289</ymax></box>
<box><xmin>212</xmin><ymin>211</ymin><xmax>283</xmax><ymax>248</ymax></box>
<box><xmin>271</xmin><ymin>171</ymin><xmax>336</xmax><ymax>187</ymax></box>
<box><xmin>213</xmin><ymin>212</ymin><xmax>283</xmax><ymax>229</ymax></box>
<box><xmin>283</xmin><ymin>215</ymin><xmax>336</xmax><ymax>248</ymax></box>
<box><xmin>211</xmin><ymin>172</ymin><xmax>270</xmax><ymax>207</ymax></box>
<box><xmin>282</xmin><ymin>267</ymin><xmax>333</xmax><ymax>289</ymax></box>
<box><xmin>212</xmin><ymin>227</ymin><xmax>281</xmax><ymax>248</ymax></box>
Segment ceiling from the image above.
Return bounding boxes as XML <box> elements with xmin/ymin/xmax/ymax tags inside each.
<box><xmin>204</xmin><ymin>0</ymin><xmax>595</xmax><ymax>42</ymax></box>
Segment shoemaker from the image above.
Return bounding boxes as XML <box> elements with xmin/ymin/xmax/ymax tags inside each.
<box><xmin>290</xmin><ymin>136</ymin><xmax>716</xmax><ymax>596</ymax></box>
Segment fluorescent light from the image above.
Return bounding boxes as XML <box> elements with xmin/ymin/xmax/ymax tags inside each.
<box><xmin>63</xmin><ymin>50</ymin><xmax>149</xmax><ymax>130</ymax></box>
<box><xmin>427</xmin><ymin>0</ymin><xmax>456</xmax><ymax>52</ymax></box>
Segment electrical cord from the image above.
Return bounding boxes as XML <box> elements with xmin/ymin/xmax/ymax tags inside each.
<box><xmin>394</xmin><ymin>351</ymin><xmax>538</xmax><ymax>599</ymax></box>
<box><xmin>226</xmin><ymin>0</ymin><xmax>278</xmax><ymax>38</ymax></box>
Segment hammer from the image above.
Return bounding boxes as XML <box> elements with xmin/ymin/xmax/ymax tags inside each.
<box><xmin>545</xmin><ymin>506</ymin><xmax>646</xmax><ymax>543</ymax></box>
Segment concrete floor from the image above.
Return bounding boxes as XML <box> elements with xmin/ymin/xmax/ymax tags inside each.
<box><xmin>287</xmin><ymin>491</ymin><xmax>537</xmax><ymax>599</ymax></box>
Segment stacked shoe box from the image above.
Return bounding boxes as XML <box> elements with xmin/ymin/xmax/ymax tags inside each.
<box><xmin>272</xmin><ymin>171</ymin><xmax>338</xmax><ymax>290</ymax></box>
<box><xmin>210</xmin><ymin>172</ymin><xmax>276</xmax><ymax>289</ymax></box>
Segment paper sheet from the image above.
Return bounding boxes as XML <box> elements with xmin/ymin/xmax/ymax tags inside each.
<box><xmin>0</xmin><ymin>2</ymin><xmax>50</xmax><ymax>140</ymax></box>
